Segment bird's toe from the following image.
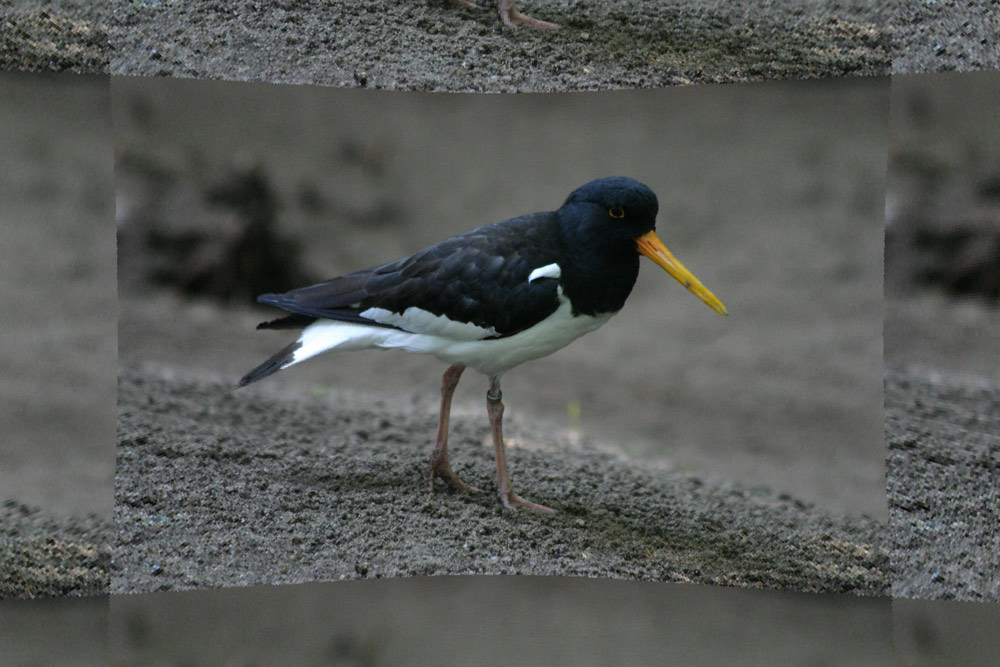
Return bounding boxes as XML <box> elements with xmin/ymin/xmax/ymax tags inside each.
<box><xmin>430</xmin><ymin>460</ymin><xmax>481</xmax><ymax>493</ymax></box>
<box><xmin>500</xmin><ymin>489</ymin><xmax>555</xmax><ymax>512</ymax></box>
<box><xmin>498</xmin><ymin>0</ymin><xmax>559</xmax><ymax>28</ymax></box>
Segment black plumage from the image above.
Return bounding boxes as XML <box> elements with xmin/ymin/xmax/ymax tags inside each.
<box><xmin>254</xmin><ymin>212</ymin><xmax>563</xmax><ymax>339</ymax></box>
<box><xmin>248</xmin><ymin>177</ymin><xmax>659</xmax><ymax>342</ymax></box>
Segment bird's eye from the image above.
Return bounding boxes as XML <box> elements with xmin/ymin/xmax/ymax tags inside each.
<box><xmin>609</xmin><ymin>206</ymin><xmax>625</xmax><ymax>219</ymax></box>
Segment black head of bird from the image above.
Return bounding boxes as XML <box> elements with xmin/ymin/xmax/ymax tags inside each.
<box><xmin>556</xmin><ymin>177</ymin><xmax>728</xmax><ymax>318</ymax></box>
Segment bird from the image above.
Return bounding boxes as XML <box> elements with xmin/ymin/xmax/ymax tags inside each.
<box><xmin>238</xmin><ymin>177</ymin><xmax>728</xmax><ymax>512</ymax></box>
<box><xmin>446</xmin><ymin>0</ymin><xmax>559</xmax><ymax>28</ymax></box>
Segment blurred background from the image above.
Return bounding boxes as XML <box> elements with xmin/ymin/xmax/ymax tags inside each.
<box><xmin>109</xmin><ymin>576</ymin><xmax>894</xmax><ymax>666</ymax></box>
<box><xmin>0</xmin><ymin>70</ymin><xmax>112</xmax><ymax>650</ymax></box>
<box><xmin>102</xmin><ymin>575</ymin><xmax>1000</xmax><ymax>665</ymax></box>
<box><xmin>0</xmin><ymin>71</ymin><xmax>114</xmax><ymax>519</ymax></box>
<box><xmin>886</xmin><ymin>71</ymin><xmax>1000</xmax><ymax>378</ymax></box>
<box><xmin>116</xmin><ymin>75</ymin><xmax>887</xmax><ymax>520</ymax></box>
<box><xmin>884</xmin><ymin>72</ymin><xmax>1000</xmax><ymax>605</ymax></box>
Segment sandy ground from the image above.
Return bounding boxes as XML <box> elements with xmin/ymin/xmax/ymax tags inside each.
<box><xmin>0</xmin><ymin>72</ymin><xmax>114</xmax><ymax>599</ymax></box>
<box><xmin>9</xmin><ymin>0</ymin><xmax>1000</xmax><ymax>90</ymax></box>
<box><xmin>890</xmin><ymin>0</ymin><xmax>1000</xmax><ymax>74</ymax></box>
<box><xmin>6</xmin><ymin>0</ymin><xmax>1000</xmax><ymax>88</ymax></box>
<box><xmin>0</xmin><ymin>0</ymin><xmax>109</xmax><ymax>74</ymax></box>
<box><xmin>116</xmin><ymin>365</ymin><xmax>887</xmax><ymax>594</ymax></box>
<box><xmin>4</xmin><ymin>0</ymin><xmax>1000</xmax><ymax>85</ymax></box>
<box><xmin>886</xmin><ymin>370</ymin><xmax>1000</xmax><ymax>601</ymax></box>
<box><xmin>106</xmin><ymin>0</ymin><xmax>889</xmax><ymax>92</ymax></box>
<box><xmin>885</xmin><ymin>71</ymin><xmax>1000</xmax><ymax>604</ymax></box>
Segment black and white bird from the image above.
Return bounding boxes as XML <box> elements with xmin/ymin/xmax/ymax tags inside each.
<box><xmin>239</xmin><ymin>177</ymin><xmax>727</xmax><ymax>512</ymax></box>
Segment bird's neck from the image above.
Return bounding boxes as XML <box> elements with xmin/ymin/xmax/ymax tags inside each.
<box><xmin>556</xmin><ymin>212</ymin><xmax>640</xmax><ymax>317</ymax></box>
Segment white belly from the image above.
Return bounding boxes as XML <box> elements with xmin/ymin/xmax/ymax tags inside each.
<box><xmin>287</xmin><ymin>294</ymin><xmax>615</xmax><ymax>377</ymax></box>
<box><xmin>428</xmin><ymin>298</ymin><xmax>614</xmax><ymax>375</ymax></box>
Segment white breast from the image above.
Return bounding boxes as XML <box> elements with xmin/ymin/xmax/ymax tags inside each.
<box><xmin>427</xmin><ymin>293</ymin><xmax>613</xmax><ymax>376</ymax></box>
<box><xmin>283</xmin><ymin>290</ymin><xmax>615</xmax><ymax>377</ymax></box>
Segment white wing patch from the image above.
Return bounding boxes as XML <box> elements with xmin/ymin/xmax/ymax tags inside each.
<box><xmin>360</xmin><ymin>306</ymin><xmax>497</xmax><ymax>340</ymax></box>
<box><xmin>290</xmin><ymin>320</ymin><xmax>383</xmax><ymax>367</ymax></box>
<box><xmin>527</xmin><ymin>263</ymin><xmax>561</xmax><ymax>283</ymax></box>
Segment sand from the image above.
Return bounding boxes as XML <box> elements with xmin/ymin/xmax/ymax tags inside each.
<box><xmin>107</xmin><ymin>0</ymin><xmax>889</xmax><ymax>91</ymax></box>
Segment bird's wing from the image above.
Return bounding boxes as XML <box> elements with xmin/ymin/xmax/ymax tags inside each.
<box><xmin>257</xmin><ymin>214</ymin><xmax>563</xmax><ymax>339</ymax></box>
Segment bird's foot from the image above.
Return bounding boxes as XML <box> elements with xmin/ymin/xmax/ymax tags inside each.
<box><xmin>499</xmin><ymin>0</ymin><xmax>559</xmax><ymax>28</ymax></box>
<box><xmin>430</xmin><ymin>458</ymin><xmax>481</xmax><ymax>493</ymax></box>
<box><xmin>499</xmin><ymin>489</ymin><xmax>555</xmax><ymax>512</ymax></box>
<box><xmin>446</xmin><ymin>0</ymin><xmax>481</xmax><ymax>8</ymax></box>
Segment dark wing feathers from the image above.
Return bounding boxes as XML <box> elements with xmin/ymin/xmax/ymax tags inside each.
<box><xmin>256</xmin><ymin>313</ymin><xmax>315</xmax><ymax>330</ymax></box>
<box><xmin>255</xmin><ymin>214</ymin><xmax>563</xmax><ymax>338</ymax></box>
<box><xmin>257</xmin><ymin>271</ymin><xmax>373</xmax><ymax>315</ymax></box>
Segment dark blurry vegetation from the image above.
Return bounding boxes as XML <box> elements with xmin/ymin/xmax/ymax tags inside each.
<box><xmin>116</xmin><ymin>156</ymin><xmax>320</xmax><ymax>303</ymax></box>
<box><xmin>909</xmin><ymin>216</ymin><xmax>999</xmax><ymax>301</ymax></box>
<box><xmin>886</xmin><ymin>88</ymin><xmax>1000</xmax><ymax>304</ymax></box>
<box><xmin>116</xmin><ymin>95</ymin><xmax>408</xmax><ymax>304</ymax></box>
<box><xmin>886</xmin><ymin>154</ymin><xmax>1000</xmax><ymax>302</ymax></box>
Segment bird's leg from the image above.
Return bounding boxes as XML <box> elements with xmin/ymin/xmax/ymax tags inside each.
<box><xmin>429</xmin><ymin>364</ymin><xmax>479</xmax><ymax>492</ymax></box>
<box><xmin>498</xmin><ymin>0</ymin><xmax>559</xmax><ymax>28</ymax></box>
<box><xmin>487</xmin><ymin>376</ymin><xmax>554</xmax><ymax>512</ymax></box>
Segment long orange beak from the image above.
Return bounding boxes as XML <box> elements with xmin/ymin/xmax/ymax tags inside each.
<box><xmin>636</xmin><ymin>230</ymin><xmax>728</xmax><ymax>316</ymax></box>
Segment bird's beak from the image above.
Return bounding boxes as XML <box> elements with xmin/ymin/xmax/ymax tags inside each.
<box><xmin>636</xmin><ymin>230</ymin><xmax>729</xmax><ymax>316</ymax></box>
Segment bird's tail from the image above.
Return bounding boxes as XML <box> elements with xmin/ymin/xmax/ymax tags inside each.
<box><xmin>237</xmin><ymin>340</ymin><xmax>302</xmax><ymax>388</ymax></box>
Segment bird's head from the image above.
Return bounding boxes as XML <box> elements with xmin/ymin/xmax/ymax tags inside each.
<box><xmin>559</xmin><ymin>177</ymin><xmax>728</xmax><ymax>316</ymax></box>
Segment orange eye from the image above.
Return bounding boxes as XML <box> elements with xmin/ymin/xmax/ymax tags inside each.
<box><xmin>609</xmin><ymin>206</ymin><xmax>625</xmax><ymax>218</ymax></box>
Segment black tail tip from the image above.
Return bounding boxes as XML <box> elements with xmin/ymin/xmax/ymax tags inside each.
<box><xmin>236</xmin><ymin>340</ymin><xmax>302</xmax><ymax>389</ymax></box>
<box><xmin>236</xmin><ymin>365</ymin><xmax>274</xmax><ymax>389</ymax></box>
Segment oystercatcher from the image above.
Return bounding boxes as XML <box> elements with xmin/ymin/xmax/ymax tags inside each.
<box><xmin>239</xmin><ymin>177</ymin><xmax>727</xmax><ymax>512</ymax></box>
<box><xmin>446</xmin><ymin>0</ymin><xmax>558</xmax><ymax>28</ymax></box>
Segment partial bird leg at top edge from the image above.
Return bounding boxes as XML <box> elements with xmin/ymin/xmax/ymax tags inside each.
<box><xmin>498</xmin><ymin>0</ymin><xmax>559</xmax><ymax>28</ymax></box>
<box><xmin>429</xmin><ymin>363</ymin><xmax>480</xmax><ymax>492</ymax></box>
<box><xmin>487</xmin><ymin>376</ymin><xmax>555</xmax><ymax>512</ymax></box>
<box><xmin>446</xmin><ymin>0</ymin><xmax>559</xmax><ymax>29</ymax></box>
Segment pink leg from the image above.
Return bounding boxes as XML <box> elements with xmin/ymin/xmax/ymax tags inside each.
<box><xmin>429</xmin><ymin>364</ymin><xmax>479</xmax><ymax>492</ymax></box>
<box><xmin>498</xmin><ymin>0</ymin><xmax>559</xmax><ymax>28</ymax></box>
<box><xmin>487</xmin><ymin>376</ymin><xmax>554</xmax><ymax>512</ymax></box>
<box><xmin>446</xmin><ymin>0</ymin><xmax>558</xmax><ymax>28</ymax></box>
